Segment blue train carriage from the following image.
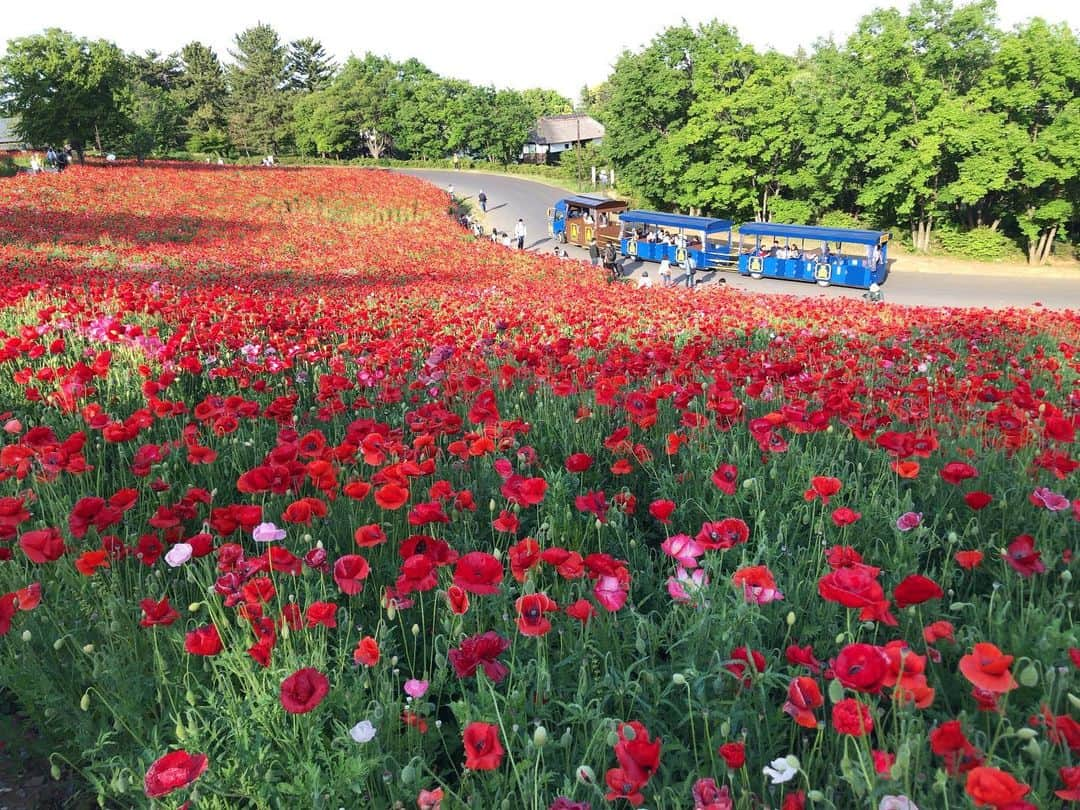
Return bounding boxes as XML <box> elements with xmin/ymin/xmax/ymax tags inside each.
<box><xmin>618</xmin><ymin>211</ymin><xmax>735</xmax><ymax>270</ymax></box>
<box><xmin>547</xmin><ymin>195</ymin><xmax>629</xmax><ymax>248</ymax></box>
<box><xmin>736</xmin><ymin>222</ymin><xmax>890</xmax><ymax>289</ymax></box>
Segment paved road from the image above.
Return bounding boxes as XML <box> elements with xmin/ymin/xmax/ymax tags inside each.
<box><xmin>402</xmin><ymin>169</ymin><xmax>1080</xmax><ymax>311</ymax></box>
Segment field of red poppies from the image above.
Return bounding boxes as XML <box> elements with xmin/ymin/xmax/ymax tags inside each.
<box><xmin>0</xmin><ymin>164</ymin><xmax>1077</xmax><ymax>810</ymax></box>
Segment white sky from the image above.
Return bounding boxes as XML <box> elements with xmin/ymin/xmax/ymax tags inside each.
<box><xmin>3</xmin><ymin>0</ymin><xmax>1078</xmax><ymax>101</ymax></box>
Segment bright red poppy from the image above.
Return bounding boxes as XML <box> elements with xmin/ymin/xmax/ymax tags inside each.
<box><xmin>965</xmin><ymin>766</ymin><xmax>1029</xmax><ymax>808</ymax></box>
<box><xmin>452</xmin><ymin>551</ymin><xmax>503</xmax><ymax>595</ymax></box>
<box><xmin>832</xmin><ymin>698</ymin><xmax>873</xmax><ymax>736</ymax></box>
<box><xmin>353</xmin><ymin>635</ymin><xmax>380</xmax><ymax>667</ymax></box>
<box><xmin>332</xmin><ymin>554</ymin><xmax>370</xmax><ymax>595</ymax></box>
<box><xmin>784</xmin><ymin>676</ymin><xmax>823</xmax><ymax>728</ymax></box>
<box><xmin>893</xmin><ymin>574</ymin><xmax>943</xmax><ymax>608</ymax></box>
<box><xmin>184</xmin><ymin>624</ymin><xmax>222</xmax><ymax>657</ymax></box>
<box><xmin>462</xmin><ymin>721</ymin><xmax>504</xmax><ymax>770</ymax></box>
<box><xmin>143</xmin><ymin>750</ymin><xmax>208</xmax><ymax>798</ymax></box>
<box><xmin>959</xmin><ymin>643</ymin><xmax>1018</xmax><ymax>693</ymax></box>
<box><xmin>514</xmin><ymin>592</ymin><xmax>558</xmax><ymax>636</ymax></box>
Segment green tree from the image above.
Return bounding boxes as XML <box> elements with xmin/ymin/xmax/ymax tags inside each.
<box><xmin>0</xmin><ymin>28</ymin><xmax>128</xmax><ymax>160</ymax></box>
<box><xmin>117</xmin><ymin>51</ymin><xmax>185</xmax><ymax>159</ymax></box>
<box><xmin>287</xmin><ymin>38</ymin><xmax>336</xmax><ymax>93</ymax></box>
<box><xmin>519</xmin><ymin>87</ymin><xmax>573</xmax><ymax>122</ymax></box>
<box><xmin>227</xmin><ymin>23</ymin><xmax>290</xmax><ymax>155</ymax></box>
<box><xmin>175</xmin><ymin>42</ymin><xmax>229</xmax><ymax>155</ymax></box>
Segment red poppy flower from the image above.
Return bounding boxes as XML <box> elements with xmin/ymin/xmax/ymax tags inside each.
<box><xmin>964</xmin><ymin>491</ymin><xmax>993</xmax><ymax>510</ymax></box>
<box><xmin>507</xmin><ymin>537</ymin><xmax>540</xmax><ymax>582</ymax></box>
<box><xmin>732</xmin><ymin>565</ymin><xmax>784</xmax><ymax>605</ymax></box>
<box><xmin>564</xmin><ymin>452</ymin><xmax>593</xmax><ymax>473</ymax></box>
<box><xmin>143</xmin><ymin>750</ymin><xmax>208</xmax><ymax>798</ymax></box>
<box><xmin>832</xmin><ymin>698</ymin><xmax>873</xmax><ymax>736</ymax></box>
<box><xmin>373</xmin><ymin>483</ymin><xmax>409</xmax><ymax>510</ymax></box>
<box><xmin>955</xmin><ymin>550</ymin><xmax>984</xmax><ymax>569</ymax></box>
<box><xmin>711</xmin><ymin>463</ymin><xmax>738</xmax><ymax>495</ymax></box>
<box><xmin>804</xmin><ymin>476</ymin><xmax>841</xmax><ymax>504</ymax></box>
<box><xmin>140</xmin><ymin>597</ymin><xmax>179</xmax><ymax>627</ymax></box>
<box><xmin>353</xmin><ymin>635</ymin><xmax>380</xmax><ymax>667</ymax></box>
<box><xmin>332</xmin><ymin>554</ymin><xmax>370</xmax><ymax>595</ymax></box>
<box><xmin>959</xmin><ymin>643</ymin><xmax>1018</xmax><ymax>693</ymax></box>
<box><xmin>695</xmin><ymin>517</ymin><xmax>749</xmax><ymax>550</ymax></box>
<box><xmin>184</xmin><ymin>624</ymin><xmax>222</xmax><ymax>656</ymax></box>
<box><xmin>1056</xmin><ymin>766</ymin><xmax>1080</xmax><ymax>801</ymax></box>
<box><xmin>445</xmin><ymin>584</ymin><xmax>470</xmax><ymax>615</ymax></box>
<box><xmin>818</xmin><ymin>566</ymin><xmax>896</xmax><ymax>625</ymax></box>
<box><xmin>648</xmin><ymin>499</ymin><xmax>675</xmax><ymax>524</ymax></box>
<box><xmin>449</xmin><ymin>631</ymin><xmax>511</xmax><ymax>682</ymax></box>
<box><xmin>939</xmin><ymin>461</ymin><xmax>978</xmax><ymax>485</ymax></box>
<box><xmin>0</xmin><ymin>593</ymin><xmax>16</xmax><ymax>637</ymax></box>
<box><xmin>515</xmin><ymin>592</ymin><xmax>558</xmax><ymax>636</ymax></box>
<box><xmin>893</xmin><ymin>574</ymin><xmax>943</xmax><ymax>608</ymax></box>
<box><xmin>280</xmin><ymin>667</ymin><xmax>329</xmax><ymax>714</ymax></box>
<box><xmin>923</xmin><ymin>620</ymin><xmax>955</xmax><ymax>645</ymax></box>
<box><xmin>890</xmin><ymin>460</ymin><xmax>920</xmax><ymax>478</ymax></box>
<box><xmin>614</xmin><ymin>720</ymin><xmax>661</xmax><ymax>784</ymax></box>
<box><xmin>717</xmin><ymin>741</ymin><xmax>745</xmax><ymax>769</ymax></box>
<box><xmin>452</xmin><ymin>551</ymin><xmax>503</xmax><ymax>595</ymax></box>
<box><xmin>785</xmin><ymin>643</ymin><xmax>823</xmax><ymax>674</ymax></box>
<box><xmin>784</xmin><ymin>676</ymin><xmax>823</xmax><ymax>728</ymax></box>
<box><xmin>462</xmin><ymin>721</ymin><xmax>504</xmax><ymax>770</ymax></box>
<box><xmin>833</xmin><ymin>643</ymin><xmax>889</xmax><ymax>693</ymax></box>
<box><xmin>725</xmin><ymin>647</ymin><xmax>766</xmax><ymax>686</ymax></box>
<box><xmin>13</xmin><ymin>583</ymin><xmax>40</xmax><ymax>611</ymax></box>
<box><xmin>304</xmin><ymin>601</ymin><xmax>337</xmax><ymax>628</ymax></box>
<box><xmin>1004</xmin><ymin>534</ymin><xmax>1045</xmax><ymax>577</ymax></box>
<box><xmin>965</xmin><ymin>766</ymin><xmax>1029</xmax><ymax>808</ymax></box>
<box><xmin>74</xmin><ymin>549</ymin><xmax>110</xmax><ymax>576</ymax></box>
<box><xmin>830</xmin><ymin>507</ymin><xmax>861</xmax><ymax>526</ymax></box>
<box><xmin>604</xmin><ymin>767</ymin><xmax>646</xmax><ymax>807</ymax></box>
<box><xmin>930</xmin><ymin>720</ymin><xmax>983</xmax><ymax>775</ymax></box>
<box><xmin>19</xmin><ymin>528</ymin><xmax>66</xmax><ymax>563</ymax></box>
<box><xmin>565</xmin><ymin>598</ymin><xmax>596</xmax><ymax>623</ymax></box>
<box><xmin>491</xmin><ymin>509</ymin><xmax>519</xmax><ymax>533</ymax></box>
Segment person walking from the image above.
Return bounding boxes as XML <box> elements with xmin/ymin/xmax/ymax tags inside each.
<box><xmin>588</xmin><ymin>238</ymin><xmax>600</xmax><ymax>267</ymax></box>
<box><xmin>514</xmin><ymin>218</ymin><xmax>527</xmax><ymax>250</ymax></box>
<box><xmin>478</xmin><ymin>190</ymin><xmax>487</xmax><ymax>213</ymax></box>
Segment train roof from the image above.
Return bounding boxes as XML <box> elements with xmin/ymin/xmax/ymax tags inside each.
<box><xmin>561</xmin><ymin>195</ymin><xmax>627</xmax><ymax>210</ymax></box>
<box><xmin>738</xmin><ymin>222</ymin><xmax>889</xmax><ymax>245</ymax></box>
<box><xmin>619</xmin><ymin>210</ymin><xmax>733</xmax><ymax>233</ymax></box>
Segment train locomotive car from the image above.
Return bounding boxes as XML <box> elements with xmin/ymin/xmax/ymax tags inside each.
<box><xmin>547</xmin><ymin>195</ymin><xmax>628</xmax><ymax>248</ymax></box>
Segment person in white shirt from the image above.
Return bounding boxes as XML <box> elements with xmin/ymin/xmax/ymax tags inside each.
<box><xmin>514</xmin><ymin>218</ymin><xmax>527</xmax><ymax>249</ymax></box>
<box><xmin>658</xmin><ymin>259</ymin><xmax>672</xmax><ymax>287</ymax></box>
<box><xmin>637</xmin><ymin>272</ymin><xmax>653</xmax><ymax>289</ymax></box>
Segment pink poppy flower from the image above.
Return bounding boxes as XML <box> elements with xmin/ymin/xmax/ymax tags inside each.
<box><xmin>895</xmin><ymin>512</ymin><xmax>922</xmax><ymax>532</ymax></box>
<box><xmin>667</xmin><ymin>567</ymin><xmax>708</xmax><ymax>605</ymax></box>
<box><xmin>660</xmin><ymin>534</ymin><xmax>704</xmax><ymax>569</ymax></box>
<box><xmin>594</xmin><ymin>575</ymin><xmax>628</xmax><ymax>612</ymax></box>
<box><xmin>1031</xmin><ymin>486</ymin><xmax>1070</xmax><ymax>511</ymax></box>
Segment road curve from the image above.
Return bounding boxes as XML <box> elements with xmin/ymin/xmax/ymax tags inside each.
<box><xmin>400</xmin><ymin>169</ymin><xmax>1080</xmax><ymax>311</ymax></box>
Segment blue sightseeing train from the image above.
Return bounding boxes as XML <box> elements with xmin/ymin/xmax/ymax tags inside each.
<box><xmin>548</xmin><ymin>196</ymin><xmax>891</xmax><ymax>290</ymax></box>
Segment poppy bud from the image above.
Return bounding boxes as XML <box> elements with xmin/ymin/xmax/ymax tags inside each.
<box><xmin>188</xmin><ymin>602</ymin><xmax>202</xmax><ymax>613</ymax></box>
<box><xmin>114</xmin><ymin>773</ymin><xmax>128</xmax><ymax>792</ymax></box>
<box><xmin>533</xmin><ymin>726</ymin><xmax>548</xmax><ymax>747</ymax></box>
<box><xmin>80</xmin><ymin>692</ymin><xmax>91</xmax><ymax>711</ymax></box>
<box><xmin>175</xmin><ymin>721</ymin><xmax>186</xmax><ymax>741</ymax></box>
<box><xmin>386</xmin><ymin>603</ymin><xmax>396</xmax><ymax>621</ymax></box>
<box><xmin>1068</xmin><ymin>692</ymin><xmax>1080</xmax><ymax>710</ymax></box>
<box><xmin>400</xmin><ymin>764</ymin><xmax>415</xmax><ymax>784</ymax></box>
<box><xmin>53</xmin><ymin>638</ymin><xmax>64</xmax><ymax>650</ymax></box>
<box><xmin>1024</xmin><ymin>739</ymin><xmax>1041</xmax><ymax>760</ymax></box>
<box><xmin>672</xmin><ymin>673</ymin><xmax>687</xmax><ymax>686</ymax></box>
<box><xmin>1014</xmin><ymin>728</ymin><xmax>1037</xmax><ymax>741</ymax></box>
<box><xmin>595</xmin><ymin>518</ymin><xmax>603</xmax><ymax>530</ymax></box>
<box><xmin>786</xmin><ymin>611</ymin><xmax>796</xmax><ymax>626</ymax></box>
<box><xmin>82</xmin><ymin>644</ymin><xmax>94</xmax><ymax>654</ymax></box>
<box><xmin>51</xmin><ymin>763</ymin><xmax>62</xmax><ymax>781</ymax></box>
<box><xmin>605</xmin><ymin>731</ymin><xmax>619</xmax><ymax>747</ymax></box>
<box><xmin>809</xmin><ymin>790</ymin><xmax>825</xmax><ymax>801</ymax></box>
<box><xmin>411</xmin><ymin>623</ymin><xmax>420</xmax><ymax>637</ymax></box>
<box><xmin>390</xmin><ymin>656</ymin><xmax>399</xmax><ymax>667</ymax></box>
<box><xmin>560</xmin><ymin>728</ymin><xmax>572</xmax><ymax>747</ymax></box>
<box><xmin>21</xmin><ymin>630</ymin><xmax>31</xmax><ymax>642</ymax></box>
<box><xmin>742</xmin><ymin>478</ymin><xmax>756</xmax><ymax>489</ymax></box>
<box><xmin>1062</xmin><ymin>570</ymin><xmax>1073</xmax><ymax>583</ymax></box>
<box><xmin>1018</xmin><ymin>664</ymin><xmax>1039</xmax><ymax>687</ymax></box>
<box><xmin>186</xmin><ymin>690</ymin><xmax>197</xmax><ymax>706</ymax></box>
<box><xmin>488</xmin><ymin>499</ymin><xmax>496</xmax><ymax>512</ymax></box>
<box><xmin>720</xmin><ymin>721</ymin><xmax>730</xmax><ymax>737</ymax></box>
<box><xmin>576</xmin><ymin>765</ymin><xmax>595</xmax><ymax>784</ymax></box>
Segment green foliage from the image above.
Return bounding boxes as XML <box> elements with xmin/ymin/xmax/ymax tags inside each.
<box><xmin>226</xmin><ymin>24</ymin><xmax>291</xmax><ymax>155</ymax></box>
<box><xmin>933</xmin><ymin>225</ymin><xmax>1022</xmax><ymax>261</ymax></box>
<box><xmin>0</xmin><ymin>156</ymin><xmax>17</xmax><ymax>177</ymax></box>
<box><xmin>817</xmin><ymin>211</ymin><xmax>864</xmax><ymax>230</ymax></box>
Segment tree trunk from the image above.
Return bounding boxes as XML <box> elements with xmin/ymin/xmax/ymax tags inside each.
<box><xmin>924</xmin><ymin>216</ymin><xmax>933</xmax><ymax>252</ymax></box>
<box><xmin>1034</xmin><ymin>225</ymin><xmax>1058</xmax><ymax>265</ymax></box>
<box><xmin>989</xmin><ymin>218</ymin><xmax>1000</xmax><ymax>232</ymax></box>
<box><xmin>761</xmin><ymin>188</ymin><xmax>769</xmax><ymax>222</ymax></box>
<box><xmin>94</xmin><ymin>124</ymin><xmax>102</xmax><ymax>159</ymax></box>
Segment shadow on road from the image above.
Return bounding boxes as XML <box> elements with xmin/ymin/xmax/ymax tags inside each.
<box><xmin>486</xmin><ymin>203</ymin><xmax>507</xmax><ymax>213</ymax></box>
<box><xmin>527</xmin><ymin>238</ymin><xmax>552</xmax><ymax>250</ymax></box>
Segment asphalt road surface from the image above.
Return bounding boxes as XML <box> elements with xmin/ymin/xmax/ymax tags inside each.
<box><xmin>401</xmin><ymin>169</ymin><xmax>1080</xmax><ymax>311</ymax></box>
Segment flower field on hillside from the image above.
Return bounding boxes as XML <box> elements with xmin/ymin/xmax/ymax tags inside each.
<box><xmin>0</xmin><ymin>164</ymin><xmax>1077</xmax><ymax>810</ymax></box>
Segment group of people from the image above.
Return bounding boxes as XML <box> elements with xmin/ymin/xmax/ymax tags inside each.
<box><xmin>27</xmin><ymin>146</ymin><xmax>72</xmax><ymax>173</ymax></box>
<box><xmin>587</xmin><ymin>238</ymin><xmax>621</xmax><ymax>280</ymax></box>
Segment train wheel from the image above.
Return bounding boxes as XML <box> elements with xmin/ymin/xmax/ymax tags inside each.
<box><xmin>750</xmin><ymin>272</ymin><xmax>762</xmax><ymax>280</ymax></box>
<box><xmin>816</xmin><ymin>280</ymin><xmax>830</xmax><ymax>287</ymax></box>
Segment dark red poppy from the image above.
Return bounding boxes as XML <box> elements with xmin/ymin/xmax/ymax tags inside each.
<box><xmin>143</xmin><ymin>750</ymin><xmax>208</xmax><ymax>798</ymax></box>
<box><xmin>565</xmin><ymin>598</ymin><xmax>596</xmax><ymax>623</ymax></box>
<box><xmin>184</xmin><ymin>624</ymin><xmax>222</xmax><ymax>657</ymax></box>
<box><xmin>893</xmin><ymin>574</ymin><xmax>943</xmax><ymax>607</ymax></box>
<box><xmin>1004</xmin><ymin>534</ymin><xmax>1045</xmax><ymax>577</ymax></box>
<box><xmin>711</xmin><ymin>463</ymin><xmax>738</xmax><ymax>495</ymax></box>
<box><xmin>832</xmin><ymin>698</ymin><xmax>873</xmax><ymax>736</ymax></box>
<box><xmin>648</xmin><ymin>499</ymin><xmax>676</xmax><ymax>524</ymax></box>
<box><xmin>786</xmin><ymin>643</ymin><xmax>823</xmax><ymax>674</ymax></box>
<box><xmin>717</xmin><ymin>741</ymin><xmax>745</xmax><ymax>769</ymax></box>
<box><xmin>939</xmin><ymin>461</ymin><xmax>978</xmax><ymax>485</ymax></box>
<box><xmin>452</xmin><ymin>551</ymin><xmax>503</xmax><ymax>595</ymax></box>
<box><xmin>304</xmin><ymin>601</ymin><xmax>337</xmax><ymax>628</ymax></box>
<box><xmin>725</xmin><ymin>647</ymin><xmax>766</xmax><ymax>686</ymax></box>
<box><xmin>564</xmin><ymin>452</ymin><xmax>593</xmax><ymax>473</ymax></box>
<box><xmin>279</xmin><ymin>667</ymin><xmax>329</xmax><ymax>714</ymax></box>
<box><xmin>139</xmin><ymin>597</ymin><xmax>179</xmax><ymax>627</ymax></box>
<box><xmin>445</xmin><ymin>584</ymin><xmax>469</xmax><ymax>615</ymax></box>
<box><xmin>695</xmin><ymin>517</ymin><xmax>749</xmax><ymax>550</ymax></box>
<box><xmin>448</xmin><ymin>631</ymin><xmax>510</xmax><ymax>682</ymax></box>
<box><xmin>963</xmin><ymin>491</ymin><xmax>993</xmax><ymax>510</ymax></box>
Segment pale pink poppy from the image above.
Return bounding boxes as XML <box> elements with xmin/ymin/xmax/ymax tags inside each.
<box><xmin>404</xmin><ymin>678</ymin><xmax>429</xmax><ymax>699</ymax></box>
<box><xmin>1031</xmin><ymin>486</ymin><xmax>1070</xmax><ymax>511</ymax></box>
<box><xmin>593</xmin><ymin>575</ymin><xmax>628</xmax><ymax>612</ymax></box>
<box><xmin>660</xmin><ymin>534</ymin><xmax>705</xmax><ymax>569</ymax></box>
<box><xmin>667</xmin><ymin>567</ymin><xmax>709</xmax><ymax>604</ymax></box>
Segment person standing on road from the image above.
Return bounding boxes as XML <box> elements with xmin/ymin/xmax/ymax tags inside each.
<box><xmin>588</xmin><ymin>238</ymin><xmax>600</xmax><ymax>266</ymax></box>
<box><xmin>514</xmin><ymin>218</ymin><xmax>526</xmax><ymax>250</ymax></box>
<box><xmin>478</xmin><ymin>190</ymin><xmax>487</xmax><ymax>213</ymax></box>
<box><xmin>684</xmin><ymin>254</ymin><xmax>698</xmax><ymax>289</ymax></box>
